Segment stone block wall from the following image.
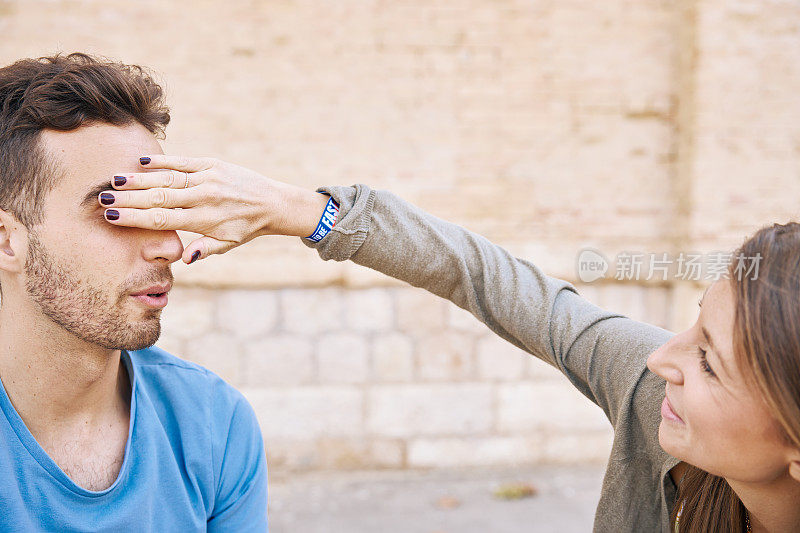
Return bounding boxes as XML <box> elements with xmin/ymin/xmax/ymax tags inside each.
<box><xmin>157</xmin><ymin>282</ymin><xmax>670</xmax><ymax>470</ymax></box>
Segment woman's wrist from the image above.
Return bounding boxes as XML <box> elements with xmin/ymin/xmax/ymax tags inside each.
<box><xmin>272</xmin><ymin>186</ymin><xmax>331</xmax><ymax>238</ymax></box>
<box><xmin>305</xmin><ymin>195</ymin><xmax>340</xmax><ymax>242</ymax></box>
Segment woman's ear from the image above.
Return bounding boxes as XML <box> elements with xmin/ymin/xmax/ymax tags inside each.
<box><xmin>789</xmin><ymin>457</ymin><xmax>800</xmax><ymax>483</ymax></box>
<box><xmin>0</xmin><ymin>209</ymin><xmax>27</xmax><ymax>274</ymax></box>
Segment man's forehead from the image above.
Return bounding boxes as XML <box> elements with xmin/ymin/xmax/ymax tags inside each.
<box><xmin>40</xmin><ymin>122</ymin><xmax>162</xmax><ymax>197</ymax></box>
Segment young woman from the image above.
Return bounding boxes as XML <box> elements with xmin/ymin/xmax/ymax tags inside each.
<box><xmin>100</xmin><ymin>155</ymin><xmax>800</xmax><ymax>532</ymax></box>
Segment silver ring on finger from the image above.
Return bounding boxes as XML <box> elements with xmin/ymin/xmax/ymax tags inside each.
<box><xmin>183</xmin><ymin>171</ymin><xmax>190</xmax><ymax>189</ymax></box>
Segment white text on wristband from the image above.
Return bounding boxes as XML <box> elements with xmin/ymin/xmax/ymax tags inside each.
<box><xmin>306</xmin><ymin>196</ymin><xmax>340</xmax><ymax>242</ymax></box>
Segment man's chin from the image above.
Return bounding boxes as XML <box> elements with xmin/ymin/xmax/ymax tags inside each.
<box><xmin>95</xmin><ymin>320</ymin><xmax>161</xmax><ymax>351</ymax></box>
<box><xmin>119</xmin><ymin>337</ymin><xmax>159</xmax><ymax>351</ymax></box>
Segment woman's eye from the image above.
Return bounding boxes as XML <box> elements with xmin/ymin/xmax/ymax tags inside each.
<box><xmin>697</xmin><ymin>347</ymin><xmax>717</xmax><ymax>377</ymax></box>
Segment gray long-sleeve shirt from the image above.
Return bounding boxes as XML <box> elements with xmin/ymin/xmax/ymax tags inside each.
<box><xmin>305</xmin><ymin>184</ymin><xmax>682</xmax><ymax>532</ymax></box>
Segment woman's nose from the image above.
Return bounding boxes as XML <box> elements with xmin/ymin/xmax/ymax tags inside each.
<box><xmin>646</xmin><ymin>336</ymin><xmax>685</xmax><ymax>385</ymax></box>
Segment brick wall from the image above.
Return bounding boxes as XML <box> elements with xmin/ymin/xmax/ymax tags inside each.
<box><xmin>1</xmin><ymin>0</ymin><xmax>798</xmax><ymax>471</ymax></box>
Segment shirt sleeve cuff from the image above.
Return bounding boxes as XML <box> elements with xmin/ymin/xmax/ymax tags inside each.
<box><xmin>301</xmin><ymin>184</ymin><xmax>376</xmax><ymax>262</ymax></box>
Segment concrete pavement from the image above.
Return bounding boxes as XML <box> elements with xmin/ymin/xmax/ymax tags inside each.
<box><xmin>268</xmin><ymin>464</ymin><xmax>605</xmax><ymax>533</ymax></box>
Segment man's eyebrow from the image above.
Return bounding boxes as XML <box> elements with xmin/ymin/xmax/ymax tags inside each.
<box><xmin>702</xmin><ymin>325</ymin><xmax>730</xmax><ymax>377</ymax></box>
<box><xmin>80</xmin><ymin>182</ymin><xmax>112</xmax><ymax>208</ymax></box>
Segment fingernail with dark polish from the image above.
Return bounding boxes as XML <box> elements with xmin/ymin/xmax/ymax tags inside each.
<box><xmin>100</xmin><ymin>193</ymin><xmax>115</xmax><ymax>205</ymax></box>
<box><xmin>139</xmin><ymin>157</ymin><xmax>151</xmax><ymax>165</ymax></box>
<box><xmin>190</xmin><ymin>250</ymin><xmax>201</xmax><ymax>264</ymax></box>
<box><xmin>114</xmin><ymin>176</ymin><xmax>127</xmax><ymax>187</ymax></box>
<box><xmin>105</xmin><ymin>209</ymin><xmax>120</xmax><ymax>221</ymax></box>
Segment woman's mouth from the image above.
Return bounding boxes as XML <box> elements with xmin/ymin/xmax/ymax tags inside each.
<box><xmin>660</xmin><ymin>395</ymin><xmax>685</xmax><ymax>424</ymax></box>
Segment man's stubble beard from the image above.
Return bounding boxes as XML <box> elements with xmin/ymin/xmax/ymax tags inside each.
<box><xmin>24</xmin><ymin>230</ymin><xmax>163</xmax><ymax>351</ymax></box>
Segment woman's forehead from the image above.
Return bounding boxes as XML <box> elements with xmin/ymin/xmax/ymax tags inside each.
<box><xmin>702</xmin><ymin>279</ymin><xmax>734</xmax><ymax>313</ymax></box>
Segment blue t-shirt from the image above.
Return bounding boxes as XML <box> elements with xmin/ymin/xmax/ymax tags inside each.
<box><xmin>0</xmin><ymin>346</ymin><xmax>268</xmax><ymax>532</ymax></box>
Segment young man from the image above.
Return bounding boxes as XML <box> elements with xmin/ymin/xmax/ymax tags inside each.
<box><xmin>0</xmin><ymin>53</ymin><xmax>267</xmax><ymax>531</ymax></box>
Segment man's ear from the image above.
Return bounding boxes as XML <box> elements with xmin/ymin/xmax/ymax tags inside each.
<box><xmin>0</xmin><ymin>209</ymin><xmax>27</xmax><ymax>274</ymax></box>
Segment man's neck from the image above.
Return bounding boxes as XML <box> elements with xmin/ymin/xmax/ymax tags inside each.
<box><xmin>730</xmin><ymin>472</ymin><xmax>800</xmax><ymax>533</ymax></box>
<box><xmin>0</xmin><ymin>298</ymin><xmax>129</xmax><ymax>438</ymax></box>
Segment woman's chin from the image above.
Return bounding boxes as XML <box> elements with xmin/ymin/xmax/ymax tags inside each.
<box><xmin>658</xmin><ymin>420</ymin><xmax>687</xmax><ymax>459</ymax></box>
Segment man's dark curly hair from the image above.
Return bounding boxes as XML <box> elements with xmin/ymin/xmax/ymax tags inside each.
<box><xmin>0</xmin><ymin>52</ymin><xmax>170</xmax><ymax>227</ymax></box>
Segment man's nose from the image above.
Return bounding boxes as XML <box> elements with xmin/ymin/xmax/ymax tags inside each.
<box><xmin>646</xmin><ymin>335</ymin><xmax>685</xmax><ymax>385</ymax></box>
<box><xmin>141</xmin><ymin>230</ymin><xmax>184</xmax><ymax>264</ymax></box>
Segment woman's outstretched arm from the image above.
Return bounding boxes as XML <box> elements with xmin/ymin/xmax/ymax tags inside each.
<box><xmin>103</xmin><ymin>156</ymin><xmax>675</xmax><ymax>425</ymax></box>
<box><xmin>306</xmin><ymin>183</ymin><xmax>674</xmax><ymax>425</ymax></box>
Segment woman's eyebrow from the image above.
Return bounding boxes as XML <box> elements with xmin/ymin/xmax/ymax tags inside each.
<box><xmin>698</xmin><ymin>285</ymin><xmax>711</xmax><ymax>307</ymax></box>
<box><xmin>80</xmin><ymin>181</ymin><xmax>112</xmax><ymax>208</ymax></box>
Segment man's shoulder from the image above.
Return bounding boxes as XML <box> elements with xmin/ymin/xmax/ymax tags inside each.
<box><xmin>126</xmin><ymin>345</ymin><xmax>248</xmax><ymax>415</ymax></box>
<box><xmin>123</xmin><ymin>347</ymin><xmax>266</xmax><ymax>524</ymax></box>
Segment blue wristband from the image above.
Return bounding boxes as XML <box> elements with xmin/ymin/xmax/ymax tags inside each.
<box><xmin>306</xmin><ymin>195</ymin><xmax>340</xmax><ymax>242</ymax></box>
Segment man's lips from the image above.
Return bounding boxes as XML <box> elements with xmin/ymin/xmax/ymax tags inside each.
<box><xmin>661</xmin><ymin>394</ymin><xmax>685</xmax><ymax>424</ymax></box>
<box><xmin>130</xmin><ymin>283</ymin><xmax>172</xmax><ymax>297</ymax></box>
<box><xmin>130</xmin><ymin>283</ymin><xmax>172</xmax><ymax>309</ymax></box>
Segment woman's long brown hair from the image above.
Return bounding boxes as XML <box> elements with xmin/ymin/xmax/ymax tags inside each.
<box><xmin>672</xmin><ymin>222</ymin><xmax>800</xmax><ymax>532</ymax></box>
